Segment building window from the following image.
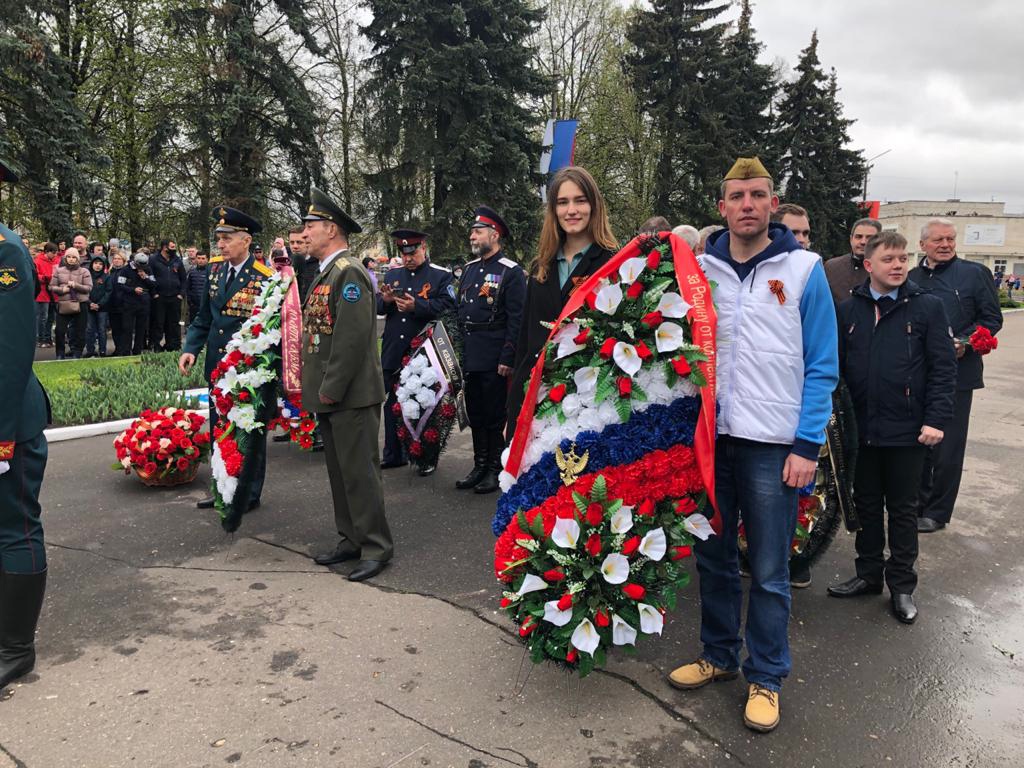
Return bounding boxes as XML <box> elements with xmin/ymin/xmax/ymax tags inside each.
<box><xmin>995</xmin><ymin>259</ymin><xmax>1007</xmax><ymax>270</ymax></box>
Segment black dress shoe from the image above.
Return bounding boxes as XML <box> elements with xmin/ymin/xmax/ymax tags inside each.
<box><xmin>827</xmin><ymin>576</ymin><xmax>883</xmax><ymax>598</ymax></box>
<box><xmin>348</xmin><ymin>559</ymin><xmax>388</xmax><ymax>582</ymax></box>
<box><xmin>380</xmin><ymin>460</ymin><xmax>408</xmax><ymax>470</ymax></box>
<box><xmin>311</xmin><ymin>441</ymin><xmax>324</xmax><ymax>453</ymax></box>
<box><xmin>892</xmin><ymin>593</ymin><xmax>918</xmax><ymax>624</ymax></box>
<box><xmin>313</xmin><ymin>542</ymin><xmax>360</xmax><ymax>566</ymax></box>
<box><xmin>917</xmin><ymin>517</ymin><xmax>945</xmax><ymax>533</ymax></box>
<box><xmin>418</xmin><ymin>464</ymin><xmax>437</xmax><ymax>477</ymax></box>
<box><xmin>272</xmin><ymin>433</ymin><xmax>291</xmax><ymax>443</ymax></box>
<box><xmin>196</xmin><ymin>497</ymin><xmax>216</xmax><ymax>509</ymax></box>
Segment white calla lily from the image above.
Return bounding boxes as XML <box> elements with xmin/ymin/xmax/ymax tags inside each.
<box><xmin>551</xmin><ymin>517</ymin><xmax>581</xmax><ymax>549</ymax></box>
<box><xmin>638</xmin><ymin>603</ymin><xmax>664</xmax><ymax>635</ymax></box>
<box><xmin>594</xmin><ymin>282</ymin><xmax>623</xmax><ymax>315</ymax></box>
<box><xmin>610</xmin><ymin>505</ymin><xmax>633</xmax><ymax>534</ymax></box>
<box><xmin>543</xmin><ymin>600</ymin><xmax>574</xmax><ymax>627</ymax></box>
<box><xmin>600</xmin><ymin>553</ymin><xmax>630</xmax><ymax>584</ymax></box>
<box><xmin>683</xmin><ymin>513</ymin><xmax>715</xmax><ymax>541</ymax></box>
<box><xmin>516</xmin><ymin>573</ymin><xmax>549</xmax><ymax>595</ymax></box>
<box><xmin>555</xmin><ymin>321</ymin><xmax>586</xmax><ymax>359</ymax></box>
<box><xmin>657</xmin><ymin>291</ymin><xmax>692</xmax><ymax>318</ymax></box>
<box><xmin>638</xmin><ymin>527</ymin><xmax>667</xmax><ymax>561</ymax></box>
<box><xmin>612</xmin><ymin>341</ymin><xmax>642</xmax><ymax>377</ymax></box>
<box><xmin>574</xmin><ymin>366</ymin><xmax>599</xmax><ymax>394</ymax></box>
<box><xmin>618</xmin><ymin>257</ymin><xmax>647</xmax><ymax>284</ymax></box>
<box><xmin>655</xmin><ymin>321</ymin><xmax>684</xmax><ymax>353</ymax></box>
<box><xmin>611</xmin><ymin>613</ymin><xmax>638</xmax><ymax>646</ymax></box>
<box><xmin>571</xmin><ymin>619</ymin><xmax>600</xmax><ymax>656</ymax></box>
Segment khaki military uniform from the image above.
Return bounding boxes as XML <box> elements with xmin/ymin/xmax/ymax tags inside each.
<box><xmin>301</xmin><ymin>250</ymin><xmax>392</xmax><ymax>561</ymax></box>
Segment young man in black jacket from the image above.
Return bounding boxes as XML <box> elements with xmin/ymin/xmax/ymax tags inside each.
<box><xmin>827</xmin><ymin>231</ymin><xmax>957</xmax><ymax>624</ymax></box>
<box><xmin>149</xmin><ymin>239</ymin><xmax>186</xmax><ymax>351</ymax></box>
<box><xmin>184</xmin><ymin>251</ymin><xmax>208</xmax><ymax>326</ymax></box>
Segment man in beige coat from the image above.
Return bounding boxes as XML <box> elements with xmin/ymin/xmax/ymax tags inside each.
<box><xmin>301</xmin><ymin>187</ymin><xmax>392</xmax><ymax>581</ymax></box>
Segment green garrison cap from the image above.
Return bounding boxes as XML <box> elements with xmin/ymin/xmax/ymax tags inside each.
<box><xmin>302</xmin><ymin>186</ymin><xmax>362</xmax><ymax>235</ymax></box>
<box><xmin>723</xmin><ymin>156</ymin><xmax>773</xmax><ymax>183</ymax></box>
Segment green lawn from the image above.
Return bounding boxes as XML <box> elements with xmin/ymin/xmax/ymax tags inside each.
<box><xmin>33</xmin><ymin>356</ymin><xmax>141</xmax><ymax>391</ymax></box>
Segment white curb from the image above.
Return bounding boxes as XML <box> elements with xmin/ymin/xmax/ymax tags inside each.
<box><xmin>45</xmin><ymin>389</ymin><xmax>209</xmax><ymax>443</ymax></box>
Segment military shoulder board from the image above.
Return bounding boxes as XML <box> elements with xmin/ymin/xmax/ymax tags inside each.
<box><xmin>429</xmin><ymin>263</ymin><xmax>451</xmax><ymax>273</ymax></box>
<box><xmin>253</xmin><ymin>260</ymin><xmax>273</xmax><ymax>277</ymax></box>
<box><xmin>499</xmin><ymin>257</ymin><xmax>518</xmax><ymax>268</ymax></box>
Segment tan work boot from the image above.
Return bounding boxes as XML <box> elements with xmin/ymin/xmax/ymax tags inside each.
<box><xmin>744</xmin><ymin>683</ymin><xmax>780</xmax><ymax>732</ymax></box>
<box><xmin>667</xmin><ymin>658</ymin><xmax>738</xmax><ymax>690</ymax></box>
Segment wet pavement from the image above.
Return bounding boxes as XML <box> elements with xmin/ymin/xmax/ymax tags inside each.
<box><xmin>3</xmin><ymin>313</ymin><xmax>1022</xmax><ymax>767</ymax></box>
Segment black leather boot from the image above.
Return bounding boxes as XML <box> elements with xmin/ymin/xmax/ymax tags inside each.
<box><xmin>473</xmin><ymin>430</ymin><xmax>505</xmax><ymax>494</ymax></box>
<box><xmin>455</xmin><ymin>429</ymin><xmax>487</xmax><ymax>489</ymax></box>
<box><xmin>0</xmin><ymin>570</ymin><xmax>47</xmax><ymax>689</ymax></box>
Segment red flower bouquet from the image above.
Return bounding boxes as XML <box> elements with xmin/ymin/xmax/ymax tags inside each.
<box><xmin>113</xmin><ymin>407</ymin><xmax>211</xmax><ymax>486</ymax></box>
<box><xmin>966</xmin><ymin>326</ymin><xmax>998</xmax><ymax>355</ymax></box>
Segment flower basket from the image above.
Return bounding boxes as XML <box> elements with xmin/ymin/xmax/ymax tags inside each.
<box><xmin>135</xmin><ymin>461</ymin><xmax>200</xmax><ymax>487</ymax></box>
<box><xmin>112</xmin><ymin>407</ymin><xmax>211</xmax><ymax>486</ymax></box>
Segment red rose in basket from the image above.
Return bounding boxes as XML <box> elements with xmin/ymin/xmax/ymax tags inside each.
<box><xmin>112</xmin><ymin>407</ymin><xmax>210</xmax><ymax>487</ymax></box>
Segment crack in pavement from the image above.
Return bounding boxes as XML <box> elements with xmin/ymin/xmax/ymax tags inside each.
<box><xmin>376</xmin><ymin>699</ymin><xmax>538</xmax><ymax>767</ymax></box>
<box><xmin>0</xmin><ymin>743</ymin><xmax>29</xmax><ymax>768</ymax></box>
<box><xmin>46</xmin><ymin>541</ymin><xmax>327</xmax><ymax>575</ymax></box>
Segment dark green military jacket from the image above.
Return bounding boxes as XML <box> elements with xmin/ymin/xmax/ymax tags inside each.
<box><xmin>300</xmin><ymin>250</ymin><xmax>384</xmax><ymax>413</ymax></box>
<box><xmin>184</xmin><ymin>254</ymin><xmax>275</xmax><ymax>381</ymax></box>
<box><xmin>0</xmin><ymin>223</ymin><xmax>49</xmax><ymax>459</ymax></box>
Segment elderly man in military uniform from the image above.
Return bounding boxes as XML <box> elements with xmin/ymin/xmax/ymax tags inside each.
<box><xmin>0</xmin><ymin>158</ymin><xmax>50</xmax><ymax>689</ymax></box>
<box><xmin>455</xmin><ymin>206</ymin><xmax>526</xmax><ymax>494</ymax></box>
<box><xmin>379</xmin><ymin>228</ymin><xmax>456</xmax><ymax>475</ymax></box>
<box><xmin>301</xmin><ymin>187</ymin><xmax>392</xmax><ymax>581</ymax></box>
<box><xmin>179</xmin><ymin>206</ymin><xmax>275</xmax><ymax>512</ymax></box>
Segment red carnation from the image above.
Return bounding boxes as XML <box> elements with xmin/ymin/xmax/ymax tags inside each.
<box><xmin>299</xmin><ymin>434</ymin><xmax>314</xmax><ymax>450</ymax></box>
<box><xmin>409</xmin><ymin>441</ymin><xmax>423</xmax><ymax>457</ymax></box>
<box><xmin>300</xmin><ymin>418</ymin><xmax>317</xmax><ymax>433</ymax></box>
<box><xmin>672</xmin><ymin>356</ymin><xmax>692</xmax><ymax>376</ymax></box>
<box><xmin>391</xmin><ymin>402</ymin><xmax>402</xmax><ymax>416</ymax></box>
<box><xmin>671</xmin><ymin>545</ymin><xmax>693</xmax><ymax>560</ymax></box>
<box><xmin>554</xmin><ymin>505</ymin><xmax>576</xmax><ymax>519</ymax></box>
<box><xmin>244</xmin><ymin>355</ymin><xmax>255</xmax><ymax>366</ymax></box>
<box><xmin>626</xmin><ymin>281</ymin><xmax>644</xmax><ymax>300</ymax></box>
<box><xmin>641</xmin><ymin>311</ymin><xmax>663</xmax><ymax>328</ymax></box>
<box><xmin>595</xmin><ymin>609</ymin><xmax>610</xmax><ymax>628</ymax></box>
<box><xmin>440</xmin><ymin>403</ymin><xmax>457</xmax><ymax>419</ymax></box>
<box><xmin>180</xmin><ymin>438</ymin><xmax>193</xmax><ymax>450</ymax></box>
<box><xmin>968</xmin><ymin>326</ymin><xmax>998</xmax><ymax>355</ymax></box>
<box><xmin>573</xmin><ymin>327</ymin><xmax>591</xmax><ymax>345</ymax></box>
<box><xmin>598</xmin><ymin>337</ymin><xmax>617</xmax><ymax>359</ymax></box>
<box><xmin>396</xmin><ymin>426</ymin><xmax>409</xmax><ymax>441</ymax></box>
<box><xmin>675</xmin><ymin>497</ymin><xmax>697</xmax><ymax>515</ymax></box>
<box><xmin>634</xmin><ymin>340</ymin><xmax>653</xmax><ymax>360</ymax></box>
<box><xmin>585</xmin><ymin>533</ymin><xmax>602</xmax><ymax>557</ymax></box>
<box><xmin>617</xmin><ymin>376</ymin><xmax>632</xmax><ymax>397</ymax></box>
<box><xmin>238</xmin><ymin>390</ymin><xmax>251</xmax><ymax>403</ymax></box>
<box><xmin>622</xmin><ymin>583</ymin><xmax>646</xmax><ymax>600</ymax></box>
<box><xmin>543</xmin><ymin>568</ymin><xmax>565</xmax><ymax>582</ymax></box>
<box><xmin>622</xmin><ymin>535</ymin><xmax>641</xmax><ymax>556</ymax></box>
<box><xmin>548</xmin><ymin>383</ymin><xmax>567</xmax><ymax>404</ymax></box>
<box><xmin>566</xmin><ymin>648</ymin><xmax>578</xmax><ymax>663</ymax></box>
<box><xmin>423</xmin><ymin>428</ymin><xmax>439</xmax><ymax>444</ymax></box>
<box><xmin>646</xmin><ymin>250</ymin><xmax>660</xmax><ymax>270</ymax></box>
<box><xmin>637</xmin><ymin>499</ymin><xmax>656</xmax><ymax>517</ymax></box>
<box><xmin>402</xmin><ymin>355</ymin><xmax>411</xmax><ymax>367</ymax></box>
<box><xmin>500</xmin><ymin>597</ymin><xmax>512</xmax><ymax>609</ymax></box>
<box><xmin>556</xmin><ymin>594</ymin><xmax>573</xmax><ymax>611</ymax></box>
<box><xmin>143</xmin><ymin>461</ymin><xmax>157</xmax><ymax>475</ymax></box>
<box><xmin>410</xmin><ymin>336</ymin><xmax>423</xmax><ymax>349</ymax></box>
<box><xmin>251</xmin><ymin>323</ymin><xmax>263</xmax><ymax>336</ymax></box>
<box><xmin>519</xmin><ymin>617</ymin><xmax>538</xmax><ymax>637</ymax></box>
<box><xmin>586</xmin><ymin>503</ymin><xmax>604</xmax><ymax>526</ymax></box>
<box><xmin>176</xmin><ymin>457</ymin><xmax>190</xmax><ymax>472</ymax></box>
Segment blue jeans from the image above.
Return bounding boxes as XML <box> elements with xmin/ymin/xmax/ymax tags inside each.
<box><xmin>85</xmin><ymin>310</ymin><xmax>109</xmax><ymax>354</ymax></box>
<box><xmin>35</xmin><ymin>302</ymin><xmax>52</xmax><ymax>342</ymax></box>
<box><xmin>695</xmin><ymin>437</ymin><xmax>798</xmax><ymax>691</ymax></box>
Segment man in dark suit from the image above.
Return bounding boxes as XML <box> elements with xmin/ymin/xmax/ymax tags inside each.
<box><xmin>0</xmin><ymin>157</ymin><xmax>50</xmax><ymax>689</ymax></box>
<box><xmin>179</xmin><ymin>206</ymin><xmax>275</xmax><ymax>512</ymax></box>
<box><xmin>378</xmin><ymin>228</ymin><xmax>456</xmax><ymax>475</ymax></box>
<box><xmin>301</xmin><ymin>187</ymin><xmax>392</xmax><ymax>582</ymax></box>
<box><xmin>455</xmin><ymin>207</ymin><xmax>526</xmax><ymax>494</ymax></box>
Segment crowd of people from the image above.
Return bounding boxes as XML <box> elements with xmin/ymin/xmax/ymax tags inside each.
<box><xmin>2</xmin><ymin>154</ymin><xmax>1006</xmax><ymax>736</ymax></box>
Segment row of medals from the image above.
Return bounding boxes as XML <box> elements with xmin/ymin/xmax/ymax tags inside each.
<box><xmin>305</xmin><ymin>284</ymin><xmax>334</xmax><ymax>353</ymax></box>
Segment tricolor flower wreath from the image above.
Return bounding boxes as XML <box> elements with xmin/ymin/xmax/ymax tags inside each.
<box><xmin>269</xmin><ymin>395</ymin><xmax>318</xmax><ymax>450</ymax></box>
<box><xmin>391</xmin><ymin>325</ymin><xmax>459</xmax><ymax>470</ymax></box>
<box><xmin>209</xmin><ymin>271</ymin><xmax>290</xmax><ymax>531</ymax></box>
<box><xmin>494</xmin><ymin>233</ymin><xmax>719</xmax><ymax>676</ymax></box>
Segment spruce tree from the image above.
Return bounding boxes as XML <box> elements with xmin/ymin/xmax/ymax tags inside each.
<box><xmin>772</xmin><ymin>31</ymin><xmax>863</xmax><ymax>257</ymax></box>
<box><xmin>625</xmin><ymin>0</ymin><xmax>732</xmax><ymax>226</ymax></box>
<box><xmin>361</xmin><ymin>0</ymin><xmax>548</xmax><ymax>262</ymax></box>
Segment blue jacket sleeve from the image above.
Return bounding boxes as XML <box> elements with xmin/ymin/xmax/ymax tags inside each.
<box><xmin>793</xmin><ymin>263</ymin><xmax>840</xmax><ymax>459</ymax></box>
<box><xmin>501</xmin><ymin>267</ymin><xmax>527</xmax><ymax>368</ymax></box>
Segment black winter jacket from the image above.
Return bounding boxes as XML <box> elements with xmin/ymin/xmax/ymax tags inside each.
<box><xmin>185</xmin><ymin>265</ymin><xmax>208</xmax><ymax>308</ymax></box>
<box><xmin>150</xmin><ymin>252</ymin><xmax>187</xmax><ymax>298</ymax></box>
<box><xmin>838</xmin><ymin>280</ymin><xmax>957</xmax><ymax>447</ymax></box>
<box><xmin>908</xmin><ymin>256</ymin><xmax>1002</xmax><ymax>390</ymax></box>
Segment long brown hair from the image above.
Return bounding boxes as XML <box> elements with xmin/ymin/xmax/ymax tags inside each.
<box><xmin>531</xmin><ymin>166</ymin><xmax>617</xmax><ymax>282</ymax></box>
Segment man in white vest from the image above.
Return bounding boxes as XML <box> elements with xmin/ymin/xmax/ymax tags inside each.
<box><xmin>667</xmin><ymin>157</ymin><xmax>839</xmax><ymax>733</ymax></box>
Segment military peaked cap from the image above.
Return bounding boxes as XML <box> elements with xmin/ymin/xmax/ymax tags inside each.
<box><xmin>302</xmin><ymin>186</ymin><xmax>362</xmax><ymax>234</ymax></box>
<box><xmin>213</xmin><ymin>205</ymin><xmax>262</xmax><ymax>235</ymax></box>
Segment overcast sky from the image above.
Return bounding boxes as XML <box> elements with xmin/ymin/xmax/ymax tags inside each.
<box><xmin>734</xmin><ymin>0</ymin><xmax>1024</xmax><ymax>212</ymax></box>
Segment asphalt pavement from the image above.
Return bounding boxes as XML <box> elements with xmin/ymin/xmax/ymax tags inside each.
<box><xmin>3</xmin><ymin>314</ymin><xmax>1022</xmax><ymax>767</ymax></box>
